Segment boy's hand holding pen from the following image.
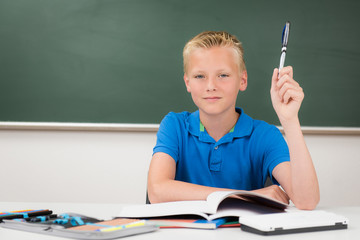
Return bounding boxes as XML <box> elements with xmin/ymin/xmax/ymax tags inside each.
<box><xmin>271</xmin><ymin>21</ymin><xmax>304</xmax><ymax>123</ymax></box>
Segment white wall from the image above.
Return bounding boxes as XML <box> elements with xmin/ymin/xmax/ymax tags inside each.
<box><xmin>0</xmin><ymin>130</ymin><xmax>155</xmax><ymax>204</ymax></box>
<box><xmin>1</xmin><ymin>129</ymin><xmax>359</xmax><ymax>207</ymax></box>
<box><xmin>305</xmin><ymin>134</ymin><xmax>360</xmax><ymax>207</ymax></box>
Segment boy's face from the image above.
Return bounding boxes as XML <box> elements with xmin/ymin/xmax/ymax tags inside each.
<box><xmin>184</xmin><ymin>46</ymin><xmax>247</xmax><ymax>117</ymax></box>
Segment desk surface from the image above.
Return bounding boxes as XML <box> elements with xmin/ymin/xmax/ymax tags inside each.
<box><xmin>0</xmin><ymin>202</ymin><xmax>359</xmax><ymax>240</ymax></box>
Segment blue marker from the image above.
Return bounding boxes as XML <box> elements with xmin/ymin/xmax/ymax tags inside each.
<box><xmin>279</xmin><ymin>21</ymin><xmax>290</xmax><ymax>70</ymax></box>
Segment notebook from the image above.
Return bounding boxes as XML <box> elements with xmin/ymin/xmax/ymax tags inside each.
<box><xmin>239</xmin><ymin>210</ymin><xmax>348</xmax><ymax>235</ymax></box>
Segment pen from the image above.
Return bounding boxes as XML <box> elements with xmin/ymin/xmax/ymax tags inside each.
<box><xmin>279</xmin><ymin>21</ymin><xmax>290</xmax><ymax>70</ymax></box>
<box><xmin>0</xmin><ymin>209</ymin><xmax>53</xmax><ymax>220</ymax></box>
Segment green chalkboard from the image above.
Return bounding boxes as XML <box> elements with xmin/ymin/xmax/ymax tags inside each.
<box><xmin>0</xmin><ymin>0</ymin><xmax>359</xmax><ymax>126</ymax></box>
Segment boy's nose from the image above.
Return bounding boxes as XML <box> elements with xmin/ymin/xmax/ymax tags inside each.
<box><xmin>206</xmin><ymin>77</ymin><xmax>217</xmax><ymax>92</ymax></box>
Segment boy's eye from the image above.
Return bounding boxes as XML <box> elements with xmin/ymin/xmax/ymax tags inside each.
<box><xmin>219</xmin><ymin>74</ymin><xmax>229</xmax><ymax>78</ymax></box>
<box><xmin>194</xmin><ymin>75</ymin><xmax>205</xmax><ymax>79</ymax></box>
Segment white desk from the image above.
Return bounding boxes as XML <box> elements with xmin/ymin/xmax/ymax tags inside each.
<box><xmin>0</xmin><ymin>202</ymin><xmax>359</xmax><ymax>240</ymax></box>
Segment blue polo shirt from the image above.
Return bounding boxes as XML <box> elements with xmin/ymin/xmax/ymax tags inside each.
<box><xmin>153</xmin><ymin>108</ymin><xmax>289</xmax><ymax>190</ymax></box>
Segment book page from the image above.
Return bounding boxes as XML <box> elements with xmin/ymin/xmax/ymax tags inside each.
<box><xmin>117</xmin><ymin>200</ymin><xmax>211</xmax><ymax>220</ymax></box>
<box><xmin>205</xmin><ymin>191</ymin><xmax>241</xmax><ymax>212</ymax></box>
<box><xmin>206</xmin><ymin>190</ymin><xmax>288</xmax><ymax>212</ymax></box>
<box><xmin>208</xmin><ymin>198</ymin><xmax>284</xmax><ymax>221</ymax></box>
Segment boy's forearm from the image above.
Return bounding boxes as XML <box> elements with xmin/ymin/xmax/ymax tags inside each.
<box><xmin>280</xmin><ymin>117</ymin><xmax>320</xmax><ymax>209</ymax></box>
<box><xmin>148</xmin><ymin>179</ymin><xmax>232</xmax><ymax>203</ymax></box>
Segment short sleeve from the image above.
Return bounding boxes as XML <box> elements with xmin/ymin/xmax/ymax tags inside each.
<box><xmin>260</xmin><ymin>125</ymin><xmax>290</xmax><ymax>185</ymax></box>
<box><xmin>153</xmin><ymin>112</ymin><xmax>181</xmax><ymax>163</ymax></box>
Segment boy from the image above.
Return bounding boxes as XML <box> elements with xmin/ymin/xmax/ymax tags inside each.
<box><xmin>148</xmin><ymin>31</ymin><xmax>319</xmax><ymax>210</ymax></box>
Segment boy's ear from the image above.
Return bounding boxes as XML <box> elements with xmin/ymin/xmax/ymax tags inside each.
<box><xmin>239</xmin><ymin>70</ymin><xmax>248</xmax><ymax>91</ymax></box>
<box><xmin>184</xmin><ymin>74</ymin><xmax>191</xmax><ymax>92</ymax></box>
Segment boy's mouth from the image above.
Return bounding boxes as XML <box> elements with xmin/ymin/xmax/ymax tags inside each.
<box><xmin>204</xmin><ymin>96</ymin><xmax>221</xmax><ymax>102</ymax></box>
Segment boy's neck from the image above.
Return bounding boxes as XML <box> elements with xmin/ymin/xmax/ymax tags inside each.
<box><xmin>199</xmin><ymin>110</ymin><xmax>239</xmax><ymax>142</ymax></box>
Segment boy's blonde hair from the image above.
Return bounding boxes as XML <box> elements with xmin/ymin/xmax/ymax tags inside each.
<box><xmin>183</xmin><ymin>31</ymin><xmax>246</xmax><ymax>74</ymax></box>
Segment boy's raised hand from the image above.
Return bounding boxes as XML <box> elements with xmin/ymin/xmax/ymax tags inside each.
<box><xmin>271</xmin><ymin>66</ymin><xmax>304</xmax><ymax>123</ymax></box>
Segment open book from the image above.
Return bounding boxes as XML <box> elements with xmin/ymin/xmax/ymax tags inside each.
<box><xmin>117</xmin><ymin>191</ymin><xmax>288</xmax><ymax>221</ymax></box>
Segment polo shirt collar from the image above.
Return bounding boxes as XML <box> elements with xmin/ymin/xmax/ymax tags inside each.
<box><xmin>232</xmin><ymin>107</ymin><xmax>254</xmax><ymax>138</ymax></box>
<box><xmin>185</xmin><ymin>108</ymin><xmax>253</xmax><ymax>143</ymax></box>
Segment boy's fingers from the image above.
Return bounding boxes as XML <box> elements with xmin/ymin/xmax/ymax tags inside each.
<box><xmin>271</xmin><ymin>68</ymin><xmax>279</xmax><ymax>89</ymax></box>
<box><xmin>280</xmin><ymin>86</ymin><xmax>304</xmax><ymax>104</ymax></box>
<box><xmin>283</xmin><ymin>91</ymin><xmax>292</xmax><ymax>104</ymax></box>
<box><xmin>278</xmin><ymin>82</ymin><xmax>292</xmax><ymax>100</ymax></box>
<box><xmin>272</xmin><ymin>186</ymin><xmax>290</xmax><ymax>204</ymax></box>
<box><xmin>278</xmin><ymin>80</ymin><xmax>298</xmax><ymax>97</ymax></box>
<box><xmin>277</xmin><ymin>186</ymin><xmax>290</xmax><ymax>204</ymax></box>
<box><xmin>276</xmin><ymin>71</ymin><xmax>300</xmax><ymax>88</ymax></box>
<box><xmin>278</xmin><ymin>66</ymin><xmax>293</xmax><ymax>79</ymax></box>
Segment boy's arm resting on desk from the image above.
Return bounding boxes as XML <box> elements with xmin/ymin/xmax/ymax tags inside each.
<box><xmin>148</xmin><ymin>153</ymin><xmax>290</xmax><ymax>204</ymax></box>
<box><xmin>147</xmin><ymin>152</ymin><xmax>233</xmax><ymax>203</ymax></box>
<box><xmin>270</xmin><ymin>66</ymin><xmax>320</xmax><ymax>210</ymax></box>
